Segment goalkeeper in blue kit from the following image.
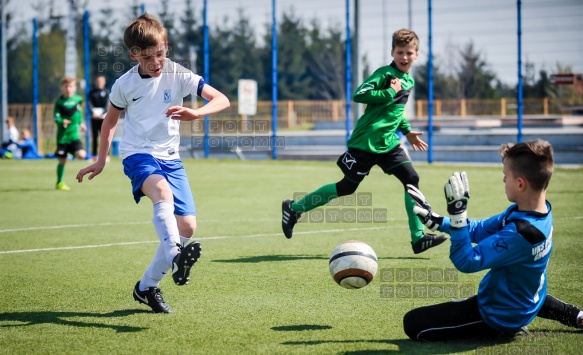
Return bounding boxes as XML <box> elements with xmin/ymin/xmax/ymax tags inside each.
<box><xmin>403</xmin><ymin>140</ymin><xmax>582</xmax><ymax>340</ymax></box>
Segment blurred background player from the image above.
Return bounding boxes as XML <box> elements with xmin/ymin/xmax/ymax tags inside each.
<box><xmin>54</xmin><ymin>77</ymin><xmax>87</xmax><ymax>191</ymax></box>
<box><xmin>76</xmin><ymin>13</ymin><xmax>230</xmax><ymax>313</ymax></box>
<box><xmin>16</xmin><ymin>129</ymin><xmax>43</xmax><ymax>159</ymax></box>
<box><xmin>404</xmin><ymin>140</ymin><xmax>583</xmax><ymax>340</ymax></box>
<box><xmin>282</xmin><ymin>28</ymin><xmax>446</xmax><ymax>254</ymax></box>
<box><xmin>0</xmin><ymin>116</ymin><xmax>19</xmax><ymax>159</ymax></box>
<box><xmin>88</xmin><ymin>75</ymin><xmax>110</xmax><ymax>162</ymax></box>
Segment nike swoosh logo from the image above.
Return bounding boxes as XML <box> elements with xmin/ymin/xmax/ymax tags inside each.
<box><xmin>134</xmin><ymin>290</ymin><xmax>149</xmax><ymax>304</ymax></box>
<box><xmin>132</xmin><ymin>96</ymin><xmax>143</xmax><ymax>101</ymax></box>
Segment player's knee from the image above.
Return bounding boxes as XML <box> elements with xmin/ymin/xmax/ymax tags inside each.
<box><xmin>178</xmin><ymin>217</ymin><xmax>197</xmax><ymax>237</ymax></box>
<box><xmin>403</xmin><ymin>308</ymin><xmax>423</xmax><ymax>340</ymax></box>
<box><xmin>406</xmin><ymin>172</ymin><xmax>420</xmax><ymax>187</ymax></box>
<box><xmin>336</xmin><ymin>177</ymin><xmax>359</xmax><ymax>196</ymax></box>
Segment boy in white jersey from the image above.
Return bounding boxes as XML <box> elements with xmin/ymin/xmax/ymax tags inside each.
<box><xmin>76</xmin><ymin>13</ymin><xmax>230</xmax><ymax>313</ymax></box>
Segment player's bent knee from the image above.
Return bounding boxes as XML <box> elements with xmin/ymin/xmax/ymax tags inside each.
<box><xmin>177</xmin><ymin>216</ymin><xmax>197</xmax><ymax>237</ymax></box>
<box><xmin>402</xmin><ymin>309</ymin><xmax>423</xmax><ymax>340</ymax></box>
<box><xmin>336</xmin><ymin>177</ymin><xmax>359</xmax><ymax>196</ymax></box>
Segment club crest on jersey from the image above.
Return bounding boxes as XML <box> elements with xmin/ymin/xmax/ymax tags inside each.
<box><xmin>492</xmin><ymin>238</ymin><xmax>508</xmax><ymax>253</ymax></box>
<box><xmin>163</xmin><ymin>90</ymin><xmax>172</xmax><ymax>103</ymax></box>
<box><xmin>342</xmin><ymin>152</ymin><xmax>357</xmax><ymax>170</ymax></box>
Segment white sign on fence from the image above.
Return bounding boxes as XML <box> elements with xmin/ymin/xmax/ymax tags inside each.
<box><xmin>238</xmin><ymin>79</ymin><xmax>258</xmax><ymax>116</ymax></box>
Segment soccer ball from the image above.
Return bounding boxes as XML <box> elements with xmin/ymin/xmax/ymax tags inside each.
<box><xmin>329</xmin><ymin>240</ymin><xmax>378</xmax><ymax>289</ymax></box>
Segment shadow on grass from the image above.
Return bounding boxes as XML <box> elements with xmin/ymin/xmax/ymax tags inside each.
<box><xmin>0</xmin><ymin>309</ymin><xmax>149</xmax><ymax>333</ymax></box>
<box><xmin>532</xmin><ymin>328</ymin><xmax>582</xmax><ymax>334</ymax></box>
<box><xmin>213</xmin><ymin>255</ymin><xmax>428</xmax><ymax>263</ymax></box>
<box><xmin>282</xmin><ymin>338</ymin><xmax>507</xmax><ymax>354</ymax></box>
<box><xmin>0</xmin><ymin>187</ymin><xmax>55</xmax><ymax>193</ymax></box>
<box><xmin>272</xmin><ymin>324</ymin><xmax>333</xmax><ymax>331</ymax></box>
<box><xmin>213</xmin><ymin>254</ymin><xmax>329</xmax><ymax>263</ymax></box>
<box><xmin>378</xmin><ymin>256</ymin><xmax>430</xmax><ymax>260</ymax></box>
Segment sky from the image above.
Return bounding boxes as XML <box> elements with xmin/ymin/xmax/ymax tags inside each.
<box><xmin>5</xmin><ymin>0</ymin><xmax>583</xmax><ymax>85</ymax></box>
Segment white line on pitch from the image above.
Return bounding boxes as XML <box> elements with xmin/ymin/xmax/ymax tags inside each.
<box><xmin>0</xmin><ymin>219</ymin><xmax>276</xmax><ymax>234</ymax></box>
<box><xmin>0</xmin><ymin>218</ymin><xmax>407</xmax><ymax>234</ymax></box>
<box><xmin>2</xmin><ymin>214</ymin><xmax>582</xmax><ymax>235</ymax></box>
<box><xmin>0</xmin><ymin>226</ymin><xmax>393</xmax><ymax>254</ymax></box>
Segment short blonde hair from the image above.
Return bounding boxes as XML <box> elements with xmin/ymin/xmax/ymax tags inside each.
<box><xmin>123</xmin><ymin>13</ymin><xmax>168</xmax><ymax>56</ymax></box>
<box><xmin>61</xmin><ymin>77</ymin><xmax>76</xmax><ymax>86</ymax></box>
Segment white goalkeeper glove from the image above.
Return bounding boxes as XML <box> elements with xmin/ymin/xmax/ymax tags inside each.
<box><xmin>406</xmin><ymin>184</ymin><xmax>444</xmax><ymax>231</ymax></box>
<box><xmin>444</xmin><ymin>171</ymin><xmax>470</xmax><ymax>229</ymax></box>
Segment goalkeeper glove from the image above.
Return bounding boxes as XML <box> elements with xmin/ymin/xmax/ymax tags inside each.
<box><xmin>406</xmin><ymin>184</ymin><xmax>444</xmax><ymax>231</ymax></box>
<box><xmin>444</xmin><ymin>171</ymin><xmax>470</xmax><ymax>229</ymax></box>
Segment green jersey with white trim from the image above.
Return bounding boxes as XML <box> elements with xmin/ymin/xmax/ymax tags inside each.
<box><xmin>54</xmin><ymin>94</ymin><xmax>84</xmax><ymax>144</ymax></box>
<box><xmin>348</xmin><ymin>61</ymin><xmax>414</xmax><ymax>154</ymax></box>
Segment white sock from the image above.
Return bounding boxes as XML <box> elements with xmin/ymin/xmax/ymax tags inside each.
<box><xmin>152</xmin><ymin>200</ymin><xmax>181</xmax><ymax>267</ymax></box>
<box><xmin>139</xmin><ymin>243</ymin><xmax>169</xmax><ymax>290</ymax></box>
<box><xmin>578</xmin><ymin>311</ymin><xmax>583</xmax><ymax>327</ymax></box>
<box><xmin>180</xmin><ymin>236</ymin><xmax>191</xmax><ymax>247</ymax></box>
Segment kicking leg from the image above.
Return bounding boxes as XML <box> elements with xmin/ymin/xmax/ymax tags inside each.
<box><xmin>390</xmin><ymin>162</ymin><xmax>447</xmax><ymax>253</ymax></box>
<box><xmin>282</xmin><ymin>176</ymin><xmax>359</xmax><ymax>238</ymax></box>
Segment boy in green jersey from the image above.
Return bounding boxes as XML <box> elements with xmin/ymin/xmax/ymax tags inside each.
<box><xmin>282</xmin><ymin>29</ymin><xmax>447</xmax><ymax>254</ymax></box>
<box><xmin>54</xmin><ymin>77</ymin><xmax>87</xmax><ymax>190</ymax></box>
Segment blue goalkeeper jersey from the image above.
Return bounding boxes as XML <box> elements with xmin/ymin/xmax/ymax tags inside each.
<box><xmin>440</xmin><ymin>201</ymin><xmax>553</xmax><ymax>332</ymax></box>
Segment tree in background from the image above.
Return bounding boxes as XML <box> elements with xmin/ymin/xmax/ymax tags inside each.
<box><xmin>269</xmin><ymin>10</ymin><xmax>312</xmax><ymax>100</ymax></box>
<box><xmin>305</xmin><ymin>19</ymin><xmax>345</xmax><ymax>100</ymax></box>
<box><xmin>414</xmin><ymin>57</ymin><xmax>460</xmax><ymax>100</ymax></box>
<box><xmin>457</xmin><ymin>41</ymin><xmax>498</xmax><ymax>99</ymax></box>
<box><xmin>158</xmin><ymin>0</ymin><xmax>179</xmax><ymax>61</ymax></box>
<box><xmin>177</xmin><ymin>0</ymin><xmax>202</xmax><ymax>71</ymax></box>
<box><xmin>3</xmin><ymin>1</ymin><xmax>580</xmax><ymax>106</ymax></box>
<box><xmin>90</xmin><ymin>4</ymin><xmax>125</xmax><ymax>89</ymax></box>
<box><xmin>208</xmin><ymin>9</ymin><xmax>263</xmax><ymax>99</ymax></box>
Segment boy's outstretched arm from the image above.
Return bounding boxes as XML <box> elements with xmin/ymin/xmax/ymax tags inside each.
<box><xmin>76</xmin><ymin>107</ymin><xmax>121</xmax><ymax>182</ymax></box>
<box><xmin>166</xmin><ymin>84</ymin><xmax>230</xmax><ymax>121</ymax></box>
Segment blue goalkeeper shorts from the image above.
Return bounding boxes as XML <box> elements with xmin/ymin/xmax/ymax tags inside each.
<box><xmin>122</xmin><ymin>153</ymin><xmax>196</xmax><ymax>216</ymax></box>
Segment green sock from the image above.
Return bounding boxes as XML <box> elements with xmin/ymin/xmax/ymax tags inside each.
<box><xmin>405</xmin><ymin>190</ymin><xmax>425</xmax><ymax>243</ymax></box>
<box><xmin>291</xmin><ymin>183</ymin><xmax>339</xmax><ymax>213</ymax></box>
<box><xmin>57</xmin><ymin>163</ymin><xmax>65</xmax><ymax>184</ymax></box>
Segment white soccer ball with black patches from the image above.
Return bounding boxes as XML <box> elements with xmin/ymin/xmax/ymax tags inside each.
<box><xmin>329</xmin><ymin>240</ymin><xmax>378</xmax><ymax>289</ymax></box>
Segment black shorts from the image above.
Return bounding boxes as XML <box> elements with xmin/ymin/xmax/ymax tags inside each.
<box><xmin>336</xmin><ymin>146</ymin><xmax>411</xmax><ymax>183</ymax></box>
<box><xmin>55</xmin><ymin>140</ymin><xmax>84</xmax><ymax>158</ymax></box>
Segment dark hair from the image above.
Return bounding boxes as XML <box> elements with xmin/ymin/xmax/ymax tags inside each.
<box><xmin>123</xmin><ymin>13</ymin><xmax>168</xmax><ymax>56</ymax></box>
<box><xmin>500</xmin><ymin>139</ymin><xmax>554</xmax><ymax>191</ymax></box>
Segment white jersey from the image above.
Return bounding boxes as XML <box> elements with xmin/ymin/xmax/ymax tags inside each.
<box><xmin>110</xmin><ymin>58</ymin><xmax>204</xmax><ymax>160</ymax></box>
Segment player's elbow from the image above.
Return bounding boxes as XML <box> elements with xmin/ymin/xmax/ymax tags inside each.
<box><xmin>218</xmin><ymin>94</ymin><xmax>230</xmax><ymax>110</ymax></box>
<box><xmin>449</xmin><ymin>255</ymin><xmax>480</xmax><ymax>274</ymax></box>
<box><xmin>352</xmin><ymin>95</ymin><xmax>367</xmax><ymax>104</ymax></box>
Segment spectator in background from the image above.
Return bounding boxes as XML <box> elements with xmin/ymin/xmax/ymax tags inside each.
<box><xmin>1</xmin><ymin>116</ymin><xmax>20</xmax><ymax>159</ymax></box>
<box><xmin>16</xmin><ymin>129</ymin><xmax>43</xmax><ymax>159</ymax></box>
<box><xmin>88</xmin><ymin>75</ymin><xmax>110</xmax><ymax>162</ymax></box>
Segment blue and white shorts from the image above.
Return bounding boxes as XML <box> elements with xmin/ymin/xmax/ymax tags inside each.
<box><xmin>122</xmin><ymin>153</ymin><xmax>196</xmax><ymax>216</ymax></box>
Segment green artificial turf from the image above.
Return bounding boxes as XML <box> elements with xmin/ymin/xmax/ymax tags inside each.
<box><xmin>0</xmin><ymin>159</ymin><xmax>581</xmax><ymax>354</ymax></box>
